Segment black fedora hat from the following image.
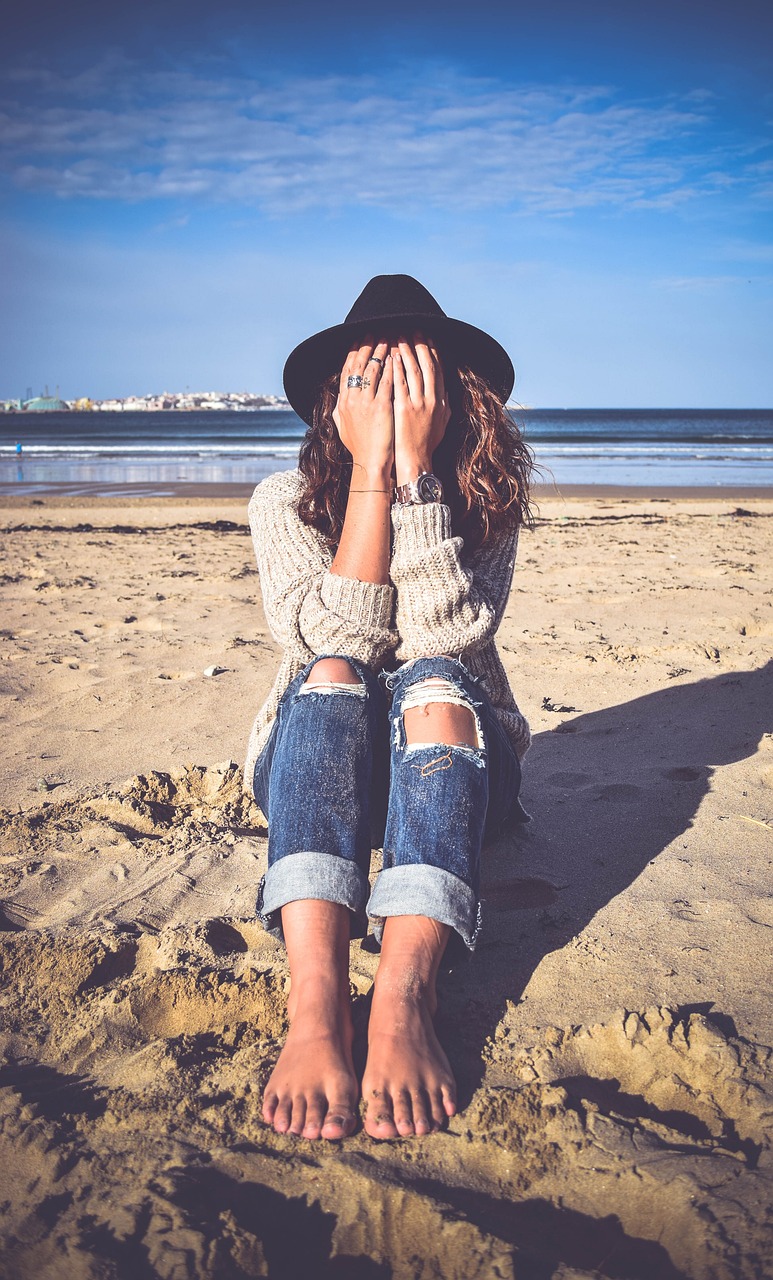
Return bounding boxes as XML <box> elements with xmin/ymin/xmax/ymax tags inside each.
<box><xmin>283</xmin><ymin>274</ymin><xmax>515</xmax><ymax>426</ymax></box>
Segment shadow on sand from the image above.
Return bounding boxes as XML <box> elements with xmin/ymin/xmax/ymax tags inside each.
<box><xmin>439</xmin><ymin>660</ymin><xmax>772</xmax><ymax>1096</ymax></box>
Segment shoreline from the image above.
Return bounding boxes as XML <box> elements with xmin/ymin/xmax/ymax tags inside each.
<box><xmin>2</xmin><ymin>481</ymin><xmax>773</xmax><ymax>506</ymax></box>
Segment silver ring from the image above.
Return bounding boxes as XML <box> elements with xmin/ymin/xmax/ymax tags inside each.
<box><xmin>347</xmin><ymin>375</ymin><xmax>363</xmax><ymax>389</ymax></box>
<box><xmin>367</xmin><ymin>356</ymin><xmax>385</xmax><ymax>367</ymax></box>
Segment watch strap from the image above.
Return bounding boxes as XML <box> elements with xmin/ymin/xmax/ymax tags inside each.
<box><xmin>393</xmin><ymin>472</ymin><xmax>443</xmax><ymax>505</ymax></box>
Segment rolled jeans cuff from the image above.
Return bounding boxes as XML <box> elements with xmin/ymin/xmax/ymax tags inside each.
<box><xmin>367</xmin><ymin>865</ymin><xmax>483</xmax><ymax>952</ymax></box>
<box><xmin>257</xmin><ymin>851</ymin><xmax>370</xmax><ymax>943</ymax></box>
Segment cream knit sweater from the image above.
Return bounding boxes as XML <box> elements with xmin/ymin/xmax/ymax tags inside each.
<box><xmin>243</xmin><ymin>468</ymin><xmax>530</xmax><ymax>793</ymax></box>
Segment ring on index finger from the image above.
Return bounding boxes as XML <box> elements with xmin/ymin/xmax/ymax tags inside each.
<box><xmin>347</xmin><ymin>375</ymin><xmax>364</xmax><ymax>389</ymax></box>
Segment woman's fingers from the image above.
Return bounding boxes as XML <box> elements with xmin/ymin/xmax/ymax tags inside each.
<box><xmin>390</xmin><ymin>331</ymin><xmax>449</xmax><ymax>480</ymax></box>
<box><xmin>428</xmin><ymin>342</ymin><xmax>446</xmax><ymax>398</ymax></box>
<box><xmin>352</xmin><ymin>335</ymin><xmax>376</xmax><ymax>378</ymax></box>
<box><xmin>397</xmin><ymin>336</ymin><xmax>424</xmax><ymax>401</ymax></box>
<box><xmin>426</xmin><ymin>340</ymin><xmax>449</xmax><ymax>426</ymax></box>
<box><xmin>375</xmin><ymin>349</ymin><xmax>393</xmax><ymax>400</ymax></box>
<box><xmin>340</xmin><ymin>336</ymin><xmax>389</xmax><ymax>402</ymax></box>
<box><xmin>396</xmin><ymin>332</ymin><xmax>444</xmax><ymax>408</ymax></box>
<box><xmin>341</xmin><ymin>336</ymin><xmax>376</xmax><ymax>386</ymax></box>
<box><xmin>335</xmin><ymin>335</ymin><xmax>395</xmax><ymax>473</ymax></box>
<box><xmin>338</xmin><ymin>342</ymin><xmax>360</xmax><ymax>394</ymax></box>
<box><xmin>335</xmin><ymin>344</ymin><xmax>362</xmax><ymax>427</ymax></box>
<box><xmin>364</xmin><ymin>340</ymin><xmax>389</xmax><ymax>396</ymax></box>
<box><xmin>413</xmin><ymin>334</ymin><xmax>439</xmax><ymax>400</ymax></box>
<box><xmin>391</xmin><ymin>344</ymin><xmax>408</xmax><ymax>405</ymax></box>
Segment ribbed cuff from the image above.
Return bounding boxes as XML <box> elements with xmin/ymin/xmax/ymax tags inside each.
<box><xmin>390</xmin><ymin>501</ymin><xmax>452</xmax><ymax>560</ymax></box>
<box><xmin>257</xmin><ymin>851</ymin><xmax>370</xmax><ymax>943</ymax></box>
<box><xmin>321</xmin><ymin>571</ymin><xmax>395</xmax><ymax>630</ymax></box>
<box><xmin>367</xmin><ymin>864</ymin><xmax>482</xmax><ymax>951</ymax></box>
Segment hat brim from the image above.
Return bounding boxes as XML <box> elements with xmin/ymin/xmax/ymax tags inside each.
<box><xmin>283</xmin><ymin>313</ymin><xmax>515</xmax><ymax>426</ymax></box>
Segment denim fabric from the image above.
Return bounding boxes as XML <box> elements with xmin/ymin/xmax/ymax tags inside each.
<box><xmin>253</xmin><ymin>652</ymin><xmax>526</xmax><ymax>950</ymax></box>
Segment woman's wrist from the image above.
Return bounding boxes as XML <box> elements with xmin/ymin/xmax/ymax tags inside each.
<box><xmin>350</xmin><ymin>460</ymin><xmax>394</xmax><ymax>490</ymax></box>
<box><xmin>395</xmin><ymin>453</ymin><xmax>433</xmax><ymax>486</ymax></box>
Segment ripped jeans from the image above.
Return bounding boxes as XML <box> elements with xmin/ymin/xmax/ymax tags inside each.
<box><xmin>252</xmin><ymin>654</ymin><xmax>527</xmax><ymax>951</ymax></box>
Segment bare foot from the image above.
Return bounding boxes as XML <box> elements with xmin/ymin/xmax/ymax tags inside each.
<box><xmin>362</xmin><ymin>968</ymin><xmax>457</xmax><ymax>1139</ymax></box>
<box><xmin>262</xmin><ymin>978</ymin><xmax>359</xmax><ymax>1140</ymax></box>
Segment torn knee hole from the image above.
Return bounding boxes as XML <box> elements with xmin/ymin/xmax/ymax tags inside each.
<box><xmin>401</xmin><ymin>679</ymin><xmax>482</xmax><ymax>749</ymax></box>
<box><xmin>301</xmin><ymin>657</ymin><xmax>364</xmax><ymax>695</ymax></box>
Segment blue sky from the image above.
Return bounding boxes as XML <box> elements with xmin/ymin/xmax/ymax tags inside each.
<box><xmin>2</xmin><ymin>0</ymin><xmax>771</xmax><ymax>406</ymax></box>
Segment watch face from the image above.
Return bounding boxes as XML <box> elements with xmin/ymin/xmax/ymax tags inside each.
<box><xmin>417</xmin><ymin>473</ymin><xmax>443</xmax><ymax>503</ymax></box>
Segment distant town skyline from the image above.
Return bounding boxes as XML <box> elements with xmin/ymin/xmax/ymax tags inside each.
<box><xmin>1</xmin><ymin>0</ymin><xmax>771</xmax><ymax>407</ymax></box>
<box><xmin>2</xmin><ymin>389</ymin><xmax>289</xmax><ymax>413</ymax></box>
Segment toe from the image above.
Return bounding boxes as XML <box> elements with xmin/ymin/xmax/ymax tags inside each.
<box><xmin>392</xmin><ymin>1088</ymin><xmax>415</xmax><ymax>1136</ymax></box>
<box><xmin>364</xmin><ymin>1088</ymin><xmax>399</xmax><ymax>1139</ymax></box>
<box><xmin>411</xmin><ymin>1089</ymin><xmax>432</xmax><ymax>1136</ymax></box>
<box><xmin>302</xmin><ymin>1092</ymin><xmax>327</xmax><ymax>1140</ymax></box>
<box><xmin>441</xmin><ymin>1082</ymin><xmax>457</xmax><ymax>1116</ymax></box>
<box><xmin>321</xmin><ymin>1103</ymin><xmax>357</xmax><ymax>1140</ymax></box>
<box><xmin>429</xmin><ymin>1088</ymin><xmax>447</xmax><ymax>1130</ymax></box>
<box><xmin>288</xmin><ymin>1095</ymin><xmax>307</xmax><ymax>1137</ymax></box>
<box><xmin>273</xmin><ymin>1096</ymin><xmax>292</xmax><ymax>1134</ymax></box>
<box><xmin>262</xmin><ymin>1089</ymin><xmax>278</xmax><ymax>1125</ymax></box>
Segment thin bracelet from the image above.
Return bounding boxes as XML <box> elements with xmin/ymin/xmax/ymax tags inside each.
<box><xmin>349</xmin><ymin>488</ymin><xmax>394</xmax><ymax>494</ymax></box>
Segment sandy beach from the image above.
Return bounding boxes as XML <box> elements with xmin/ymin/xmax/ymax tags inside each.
<box><xmin>1</xmin><ymin>487</ymin><xmax>771</xmax><ymax>1279</ymax></box>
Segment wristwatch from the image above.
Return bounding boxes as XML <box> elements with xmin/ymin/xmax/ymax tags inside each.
<box><xmin>393</xmin><ymin>472</ymin><xmax>444</xmax><ymax>506</ymax></box>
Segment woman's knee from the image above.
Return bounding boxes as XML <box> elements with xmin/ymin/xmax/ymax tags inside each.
<box><xmin>303</xmin><ymin>656</ymin><xmax>362</xmax><ymax>688</ymax></box>
<box><xmin>402</xmin><ymin>677</ymin><xmax>481</xmax><ymax>749</ymax></box>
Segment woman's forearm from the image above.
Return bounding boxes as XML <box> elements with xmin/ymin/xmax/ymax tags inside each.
<box><xmin>330</xmin><ymin>464</ymin><xmax>393</xmax><ymax>585</ymax></box>
<box><xmin>329</xmin><ymin>340</ymin><xmax>394</xmax><ymax>585</ymax></box>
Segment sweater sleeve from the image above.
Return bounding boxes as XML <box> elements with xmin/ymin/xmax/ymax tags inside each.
<box><xmin>249</xmin><ymin>472</ymin><xmax>397</xmax><ymax>664</ymax></box>
<box><xmin>389</xmin><ymin>501</ymin><xmax>519</xmax><ymax>661</ymax></box>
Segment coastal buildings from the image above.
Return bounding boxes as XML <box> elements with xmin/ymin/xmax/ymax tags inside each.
<box><xmin>0</xmin><ymin>391</ymin><xmax>289</xmax><ymax>412</ymax></box>
<box><xmin>18</xmin><ymin>395</ymin><xmax>69</xmax><ymax>412</ymax></box>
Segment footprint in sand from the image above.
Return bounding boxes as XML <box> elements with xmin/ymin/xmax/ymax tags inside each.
<box><xmin>129</xmin><ymin>967</ymin><xmax>286</xmax><ymax>1040</ymax></box>
<box><xmin>200</xmin><ymin>918</ymin><xmax>250</xmax><ymax>955</ymax></box>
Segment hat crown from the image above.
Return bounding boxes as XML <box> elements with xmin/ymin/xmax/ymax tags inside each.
<box><xmin>345</xmin><ymin>274</ymin><xmax>446</xmax><ymax>325</ymax></box>
<box><xmin>283</xmin><ymin>272</ymin><xmax>515</xmax><ymax>425</ymax></box>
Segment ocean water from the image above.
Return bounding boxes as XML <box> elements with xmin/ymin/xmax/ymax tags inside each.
<box><xmin>1</xmin><ymin>408</ymin><xmax>771</xmax><ymax>494</ymax></box>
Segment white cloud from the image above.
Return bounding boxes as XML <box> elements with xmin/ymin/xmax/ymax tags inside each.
<box><xmin>0</xmin><ymin>59</ymin><xmax>769</xmax><ymax>215</ymax></box>
<box><xmin>655</xmin><ymin>274</ymin><xmax>771</xmax><ymax>290</ymax></box>
<box><xmin>716</xmin><ymin>239</ymin><xmax>773</xmax><ymax>263</ymax></box>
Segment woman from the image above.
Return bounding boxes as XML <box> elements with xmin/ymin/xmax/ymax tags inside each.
<box><xmin>245</xmin><ymin>274</ymin><xmax>532</xmax><ymax>1142</ymax></box>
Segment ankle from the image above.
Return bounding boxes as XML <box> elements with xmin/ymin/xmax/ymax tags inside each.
<box><xmin>378</xmin><ymin>916</ymin><xmax>449</xmax><ymax>978</ymax></box>
<box><xmin>372</xmin><ymin>963</ymin><xmax>438</xmax><ymax>1015</ymax></box>
<box><xmin>375</xmin><ymin>938</ymin><xmax>447</xmax><ymax>1011</ymax></box>
<box><xmin>287</xmin><ymin>972</ymin><xmax>351</xmax><ymax>1024</ymax></box>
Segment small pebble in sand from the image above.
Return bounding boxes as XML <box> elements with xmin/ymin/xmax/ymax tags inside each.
<box><xmin>203</xmin><ymin>665</ymin><xmax>227</xmax><ymax>678</ymax></box>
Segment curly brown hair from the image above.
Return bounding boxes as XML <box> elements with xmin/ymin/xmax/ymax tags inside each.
<box><xmin>297</xmin><ymin>364</ymin><xmax>534</xmax><ymax>552</ymax></box>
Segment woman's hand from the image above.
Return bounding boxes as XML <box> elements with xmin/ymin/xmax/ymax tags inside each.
<box><xmin>331</xmin><ymin>338</ymin><xmax>393</xmax><ymax>584</ymax></box>
<box><xmin>333</xmin><ymin>338</ymin><xmax>393</xmax><ymax>485</ymax></box>
<box><xmin>392</xmin><ymin>334</ymin><xmax>451</xmax><ymax>486</ymax></box>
